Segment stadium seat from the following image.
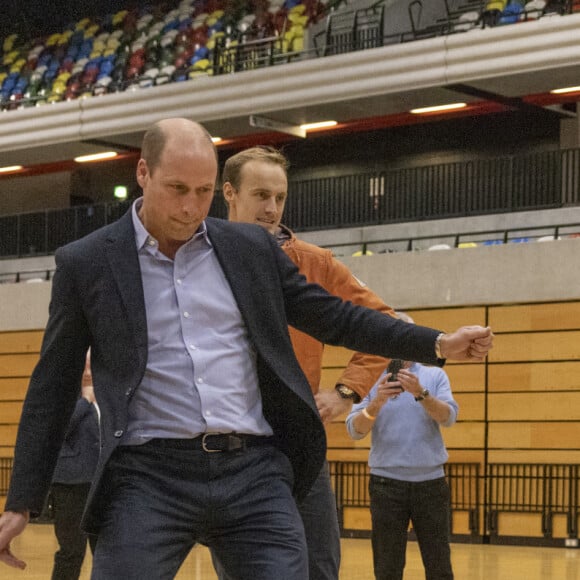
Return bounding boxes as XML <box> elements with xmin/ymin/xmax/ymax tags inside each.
<box><xmin>499</xmin><ymin>0</ymin><xmax>525</xmax><ymax>23</ymax></box>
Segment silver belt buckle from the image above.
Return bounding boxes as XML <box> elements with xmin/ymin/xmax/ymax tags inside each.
<box><xmin>202</xmin><ymin>433</ymin><xmax>222</xmax><ymax>453</ymax></box>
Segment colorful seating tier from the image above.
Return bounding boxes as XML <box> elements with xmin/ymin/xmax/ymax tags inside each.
<box><xmin>1</xmin><ymin>0</ymin><xmax>579</xmax><ymax>111</ymax></box>
<box><xmin>0</xmin><ymin>0</ymin><xmax>328</xmax><ymax>110</ymax></box>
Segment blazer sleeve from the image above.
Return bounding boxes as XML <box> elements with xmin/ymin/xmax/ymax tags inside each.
<box><xmin>272</xmin><ymin>238</ymin><xmax>442</xmax><ymax>366</ymax></box>
<box><xmin>6</xmin><ymin>246</ymin><xmax>90</xmax><ymax>515</ymax></box>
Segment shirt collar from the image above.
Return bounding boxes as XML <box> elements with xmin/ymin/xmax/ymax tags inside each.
<box><xmin>131</xmin><ymin>197</ymin><xmax>211</xmax><ymax>251</ymax></box>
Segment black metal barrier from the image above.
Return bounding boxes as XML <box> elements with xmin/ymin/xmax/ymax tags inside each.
<box><xmin>487</xmin><ymin>463</ymin><xmax>579</xmax><ymax>546</ymax></box>
<box><xmin>329</xmin><ymin>461</ymin><xmax>580</xmax><ymax>546</ymax></box>
<box><xmin>0</xmin><ymin>457</ymin><xmax>12</xmax><ymax>495</ymax></box>
<box><xmin>0</xmin><ymin>457</ymin><xmax>578</xmax><ymax>545</ymax></box>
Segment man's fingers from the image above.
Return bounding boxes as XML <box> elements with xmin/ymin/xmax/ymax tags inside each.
<box><xmin>0</xmin><ymin>546</ymin><xmax>26</xmax><ymax>570</ymax></box>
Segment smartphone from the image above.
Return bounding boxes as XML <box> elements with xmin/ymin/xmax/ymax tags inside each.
<box><xmin>386</xmin><ymin>359</ymin><xmax>404</xmax><ymax>392</ymax></box>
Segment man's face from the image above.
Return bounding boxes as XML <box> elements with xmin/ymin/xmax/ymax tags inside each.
<box><xmin>137</xmin><ymin>138</ymin><xmax>217</xmax><ymax>255</ymax></box>
<box><xmin>224</xmin><ymin>160</ymin><xmax>288</xmax><ymax>235</ymax></box>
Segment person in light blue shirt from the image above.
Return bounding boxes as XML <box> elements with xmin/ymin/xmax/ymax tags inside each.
<box><xmin>346</xmin><ymin>312</ymin><xmax>458</xmax><ymax>580</ymax></box>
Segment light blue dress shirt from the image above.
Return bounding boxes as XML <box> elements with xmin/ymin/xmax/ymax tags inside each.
<box><xmin>122</xmin><ymin>199</ymin><xmax>273</xmax><ymax>444</ymax></box>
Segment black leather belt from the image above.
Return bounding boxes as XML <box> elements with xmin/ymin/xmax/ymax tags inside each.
<box><xmin>149</xmin><ymin>433</ymin><xmax>274</xmax><ymax>453</ymax></box>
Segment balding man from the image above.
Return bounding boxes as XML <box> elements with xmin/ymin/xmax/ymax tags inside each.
<box><xmin>0</xmin><ymin>119</ymin><xmax>493</xmax><ymax>580</ymax></box>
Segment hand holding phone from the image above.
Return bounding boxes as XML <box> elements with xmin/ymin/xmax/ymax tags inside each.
<box><xmin>386</xmin><ymin>359</ymin><xmax>404</xmax><ymax>393</ymax></box>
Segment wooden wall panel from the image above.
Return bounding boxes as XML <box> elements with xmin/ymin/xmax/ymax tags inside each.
<box><xmin>319</xmin><ymin>368</ymin><xmax>346</xmax><ymax>390</ymax></box>
<box><xmin>552</xmin><ymin>515</ymin><xmax>570</xmax><ymax>539</ymax></box>
<box><xmin>326</xmin><ymin>422</ymin><xmax>370</xmax><ymax>450</ymax></box>
<box><xmin>327</xmin><ymin>448</ymin><xmax>369</xmax><ymax>462</ymax></box>
<box><xmin>343</xmin><ymin>507</ymin><xmax>371</xmax><ymax>530</ymax></box>
<box><xmin>444</xmin><ymin>364</ymin><xmax>486</xmax><ymax>392</ymax></box>
<box><xmin>455</xmin><ymin>393</ymin><xmax>485</xmax><ymax>421</ymax></box>
<box><xmin>0</xmin><ymin>331</ymin><xmax>43</xmax><ymax>354</ymax></box>
<box><xmin>322</xmin><ymin>346</ymin><xmax>356</xmax><ymax>368</ymax></box>
<box><xmin>0</xmin><ymin>425</ymin><xmax>17</xmax><ymax>447</ymax></box>
<box><xmin>447</xmin><ymin>449</ymin><xmax>485</xmax><ymax>464</ymax></box>
<box><xmin>441</xmin><ymin>422</ymin><xmax>485</xmax><ymax>449</ymax></box>
<box><xmin>408</xmin><ymin>307</ymin><xmax>487</xmax><ymax>331</ymax></box>
<box><xmin>489</xmin><ymin>393</ymin><xmax>580</xmax><ymax>421</ymax></box>
<box><xmin>488</xmin><ymin>361</ymin><xmax>580</xmax><ymax>392</ymax></box>
<box><xmin>0</xmin><ymin>354</ymin><xmax>39</xmax><ymax>377</ymax></box>
<box><xmin>488</xmin><ymin>449</ymin><xmax>580</xmax><ymax>463</ymax></box>
<box><xmin>488</xmin><ymin>422</ymin><xmax>580</xmax><ymax>449</ymax></box>
<box><xmin>489</xmin><ymin>302</ymin><xmax>580</xmax><ymax>333</ymax></box>
<box><xmin>489</xmin><ymin>331</ymin><xmax>580</xmax><ymax>362</ymax></box>
<box><xmin>0</xmin><ymin>402</ymin><xmax>23</xmax><ymax>424</ymax></box>
<box><xmin>0</xmin><ymin>378</ymin><xmax>29</xmax><ymax>401</ymax></box>
<box><xmin>495</xmin><ymin>513</ymin><xmax>545</xmax><ymax>538</ymax></box>
<box><xmin>451</xmin><ymin>512</ymin><xmax>473</xmax><ymax>535</ymax></box>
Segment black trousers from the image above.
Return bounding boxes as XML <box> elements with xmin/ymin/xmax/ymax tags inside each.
<box><xmin>51</xmin><ymin>482</ymin><xmax>95</xmax><ymax>580</ymax></box>
<box><xmin>369</xmin><ymin>474</ymin><xmax>454</xmax><ymax>580</ymax></box>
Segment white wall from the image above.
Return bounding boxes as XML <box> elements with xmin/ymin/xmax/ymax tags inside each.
<box><xmin>2</xmin><ymin>237</ymin><xmax>579</xmax><ymax>332</ymax></box>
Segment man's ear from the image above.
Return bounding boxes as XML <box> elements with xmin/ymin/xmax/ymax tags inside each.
<box><xmin>136</xmin><ymin>159</ymin><xmax>148</xmax><ymax>188</ymax></box>
<box><xmin>222</xmin><ymin>182</ymin><xmax>236</xmax><ymax>205</ymax></box>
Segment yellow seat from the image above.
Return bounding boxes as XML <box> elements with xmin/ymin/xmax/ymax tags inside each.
<box><xmin>3</xmin><ymin>33</ymin><xmax>18</xmax><ymax>53</ymax></box>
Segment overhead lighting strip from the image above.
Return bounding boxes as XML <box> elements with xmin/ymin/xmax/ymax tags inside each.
<box><xmin>410</xmin><ymin>103</ymin><xmax>467</xmax><ymax>114</ymax></box>
<box><xmin>74</xmin><ymin>152</ymin><xmax>118</xmax><ymax>163</ymax></box>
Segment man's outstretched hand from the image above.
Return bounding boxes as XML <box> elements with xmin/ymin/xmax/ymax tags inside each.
<box><xmin>0</xmin><ymin>510</ymin><xmax>29</xmax><ymax>570</ymax></box>
<box><xmin>439</xmin><ymin>326</ymin><xmax>494</xmax><ymax>361</ymax></box>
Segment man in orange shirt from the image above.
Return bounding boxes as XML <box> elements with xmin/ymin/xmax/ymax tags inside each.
<box><xmin>222</xmin><ymin>146</ymin><xmax>397</xmax><ymax>580</ymax></box>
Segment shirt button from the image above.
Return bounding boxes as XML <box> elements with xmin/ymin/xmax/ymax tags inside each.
<box><xmin>176</xmin><ymin>279</ymin><xmax>182</xmax><ymax>285</ymax></box>
<box><xmin>114</xmin><ymin>430</ymin><xmax>124</xmax><ymax>437</ymax></box>
<box><xmin>125</xmin><ymin>389</ymin><xmax>131</xmax><ymax>396</ymax></box>
<box><xmin>184</xmin><ymin>311</ymin><xmax>190</xmax><ymax>318</ymax></box>
<box><xmin>189</xmin><ymin>344</ymin><xmax>196</xmax><ymax>350</ymax></box>
<box><xmin>148</xmin><ymin>239</ymin><xmax>156</xmax><ymax>247</ymax></box>
<box><xmin>206</xmin><ymin>410</ymin><xmax>212</xmax><ymax>416</ymax></box>
<box><xmin>197</xmin><ymin>377</ymin><xmax>203</xmax><ymax>384</ymax></box>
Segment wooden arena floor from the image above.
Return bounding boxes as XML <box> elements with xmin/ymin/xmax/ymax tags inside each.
<box><xmin>8</xmin><ymin>523</ymin><xmax>580</xmax><ymax>579</ymax></box>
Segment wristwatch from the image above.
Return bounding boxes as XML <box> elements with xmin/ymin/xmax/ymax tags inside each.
<box><xmin>335</xmin><ymin>384</ymin><xmax>361</xmax><ymax>403</ymax></box>
<box><xmin>415</xmin><ymin>389</ymin><xmax>430</xmax><ymax>402</ymax></box>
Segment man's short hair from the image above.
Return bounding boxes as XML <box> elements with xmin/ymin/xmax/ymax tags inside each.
<box><xmin>140</xmin><ymin>121</ymin><xmax>217</xmax><ymax>174</ymax></box>
<box><xmin>140</xmin><ymin>124</ymin><xmax>167</xmax><ymax>175</ymax></box>
<box><xmin>222</xmin><ymin>146</ymin><xmax>289</xmax><ymax>190</ymax></box>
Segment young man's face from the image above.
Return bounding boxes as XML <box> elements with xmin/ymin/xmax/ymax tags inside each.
<box><xmin>224</xmin><ymin>160</ymin><xmax>288</xmax><ymax>235</ymax></box>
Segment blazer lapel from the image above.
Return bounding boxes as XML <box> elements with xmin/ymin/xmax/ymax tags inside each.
<box><xmin>206</xmin><ymin>218</ymin><xmax>256</xmax><ymax>324</ymax></box>
<box><xmin>104</xmin><ymin>211</ymin><xmax>148</xmax><ymax>349</ymax></box>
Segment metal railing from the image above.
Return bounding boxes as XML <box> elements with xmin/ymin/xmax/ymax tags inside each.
<box><xmin>0</xmin><ymin>456</ymin><xmax>578</xmax><ymax>543</ymax></box>
<box><xmin>2</xmin><ymin>147</ymin><xmax>580</xmax><ymax>260</ymax></box>
<box><xmin>329</xmin><ymin>461</ymin><xmax>481</xmax><ymax>539</ymax></box>
<box><xmin>328</xmin><ymin>460</ymin><xmax>579</xmax><ymax>544</ymax></box>
<box><xmin>0</xmin><ymin>458</ymin><xmax>11</xmax><ymax>495</ymax></box>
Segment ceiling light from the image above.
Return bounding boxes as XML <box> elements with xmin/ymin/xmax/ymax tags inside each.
<box><xmin>0</xmin><ymin>165</ymin><xmax>24</xmax><ymax>173</ymax></box>
<box><xmin>211</xmin><ymin>136</ymin><xmax>222</xmax><ymax>143</ymax></box>
<box><xmin>410</xmin><ymin>103</ymin><xmax>467</xmax><ymax>114</ymax></box>
<box><xmin>550</xmin><ymin>86</ymin><xmax>580</xmax><ymax>95</ymax></box>
<box><xmin>300</xmin><ymin>121</ymin><xmax>338</xmax><ymax>131</ymax></box>
<box><xmin>74</xmin><ymin>151</ymin><xmax>118</xmax><ymax>163</ymax></box>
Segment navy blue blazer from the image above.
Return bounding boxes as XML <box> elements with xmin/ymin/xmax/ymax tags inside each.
<box><xmin>7</xmin><ymin>212</ymin><xmax>440</xmax><ymax>531</ymax></box>
<box><xmin>52</xmin><ymin>397</ymin><xmax>99</xmax><ymax>485</ymax></box>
